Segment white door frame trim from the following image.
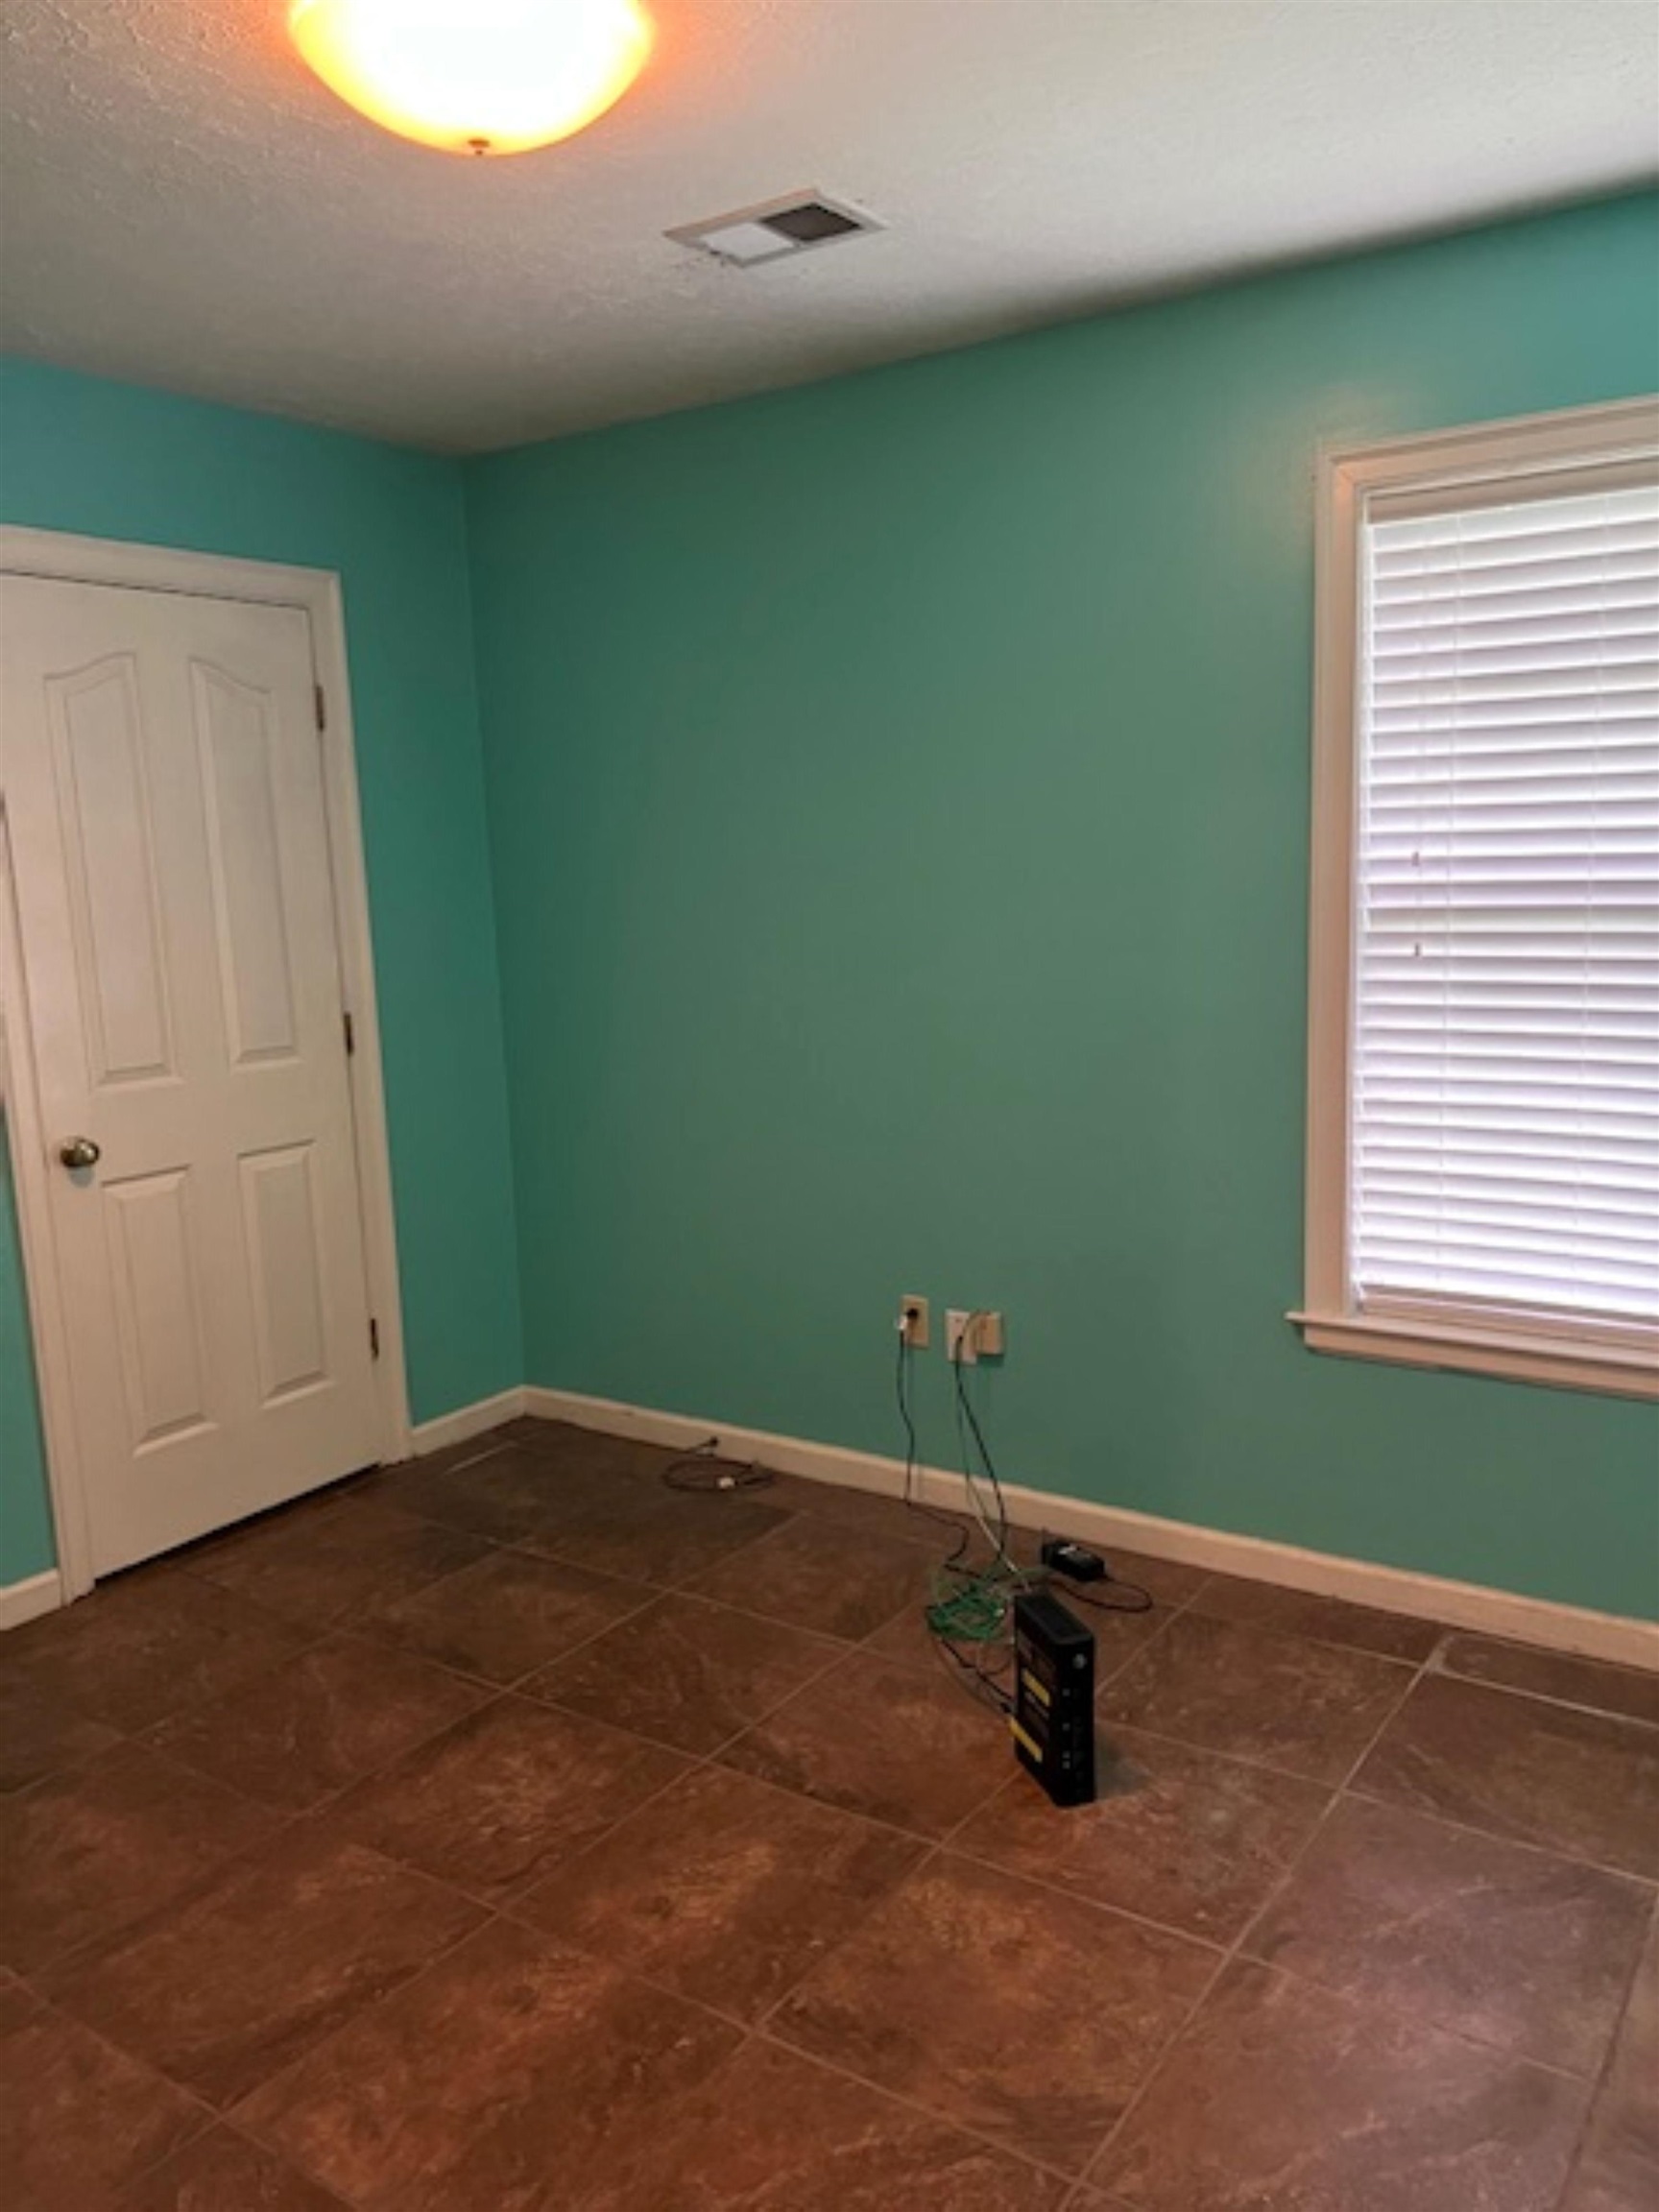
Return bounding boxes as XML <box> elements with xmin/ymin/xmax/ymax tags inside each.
<box><xmin>0</xmin><ymin>526</ymin><xmax>413</xmax><ymax>1601</ymax></box>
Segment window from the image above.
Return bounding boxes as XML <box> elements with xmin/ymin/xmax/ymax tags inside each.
<box><xmin>1296</xmin><ymin>398</ymin><xmax>1659</xmax><ymax>1398</ymax></box>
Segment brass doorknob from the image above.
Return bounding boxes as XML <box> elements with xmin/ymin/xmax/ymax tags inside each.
<box><xmin>59</xmin><ymin>1138</ymin><xmax>102</xmax><ymax>1171</ymax></box>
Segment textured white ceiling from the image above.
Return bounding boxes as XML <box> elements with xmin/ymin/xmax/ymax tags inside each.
<box><xmin>3</xmin><ymin>2</ymin><xmax>1655</xmax><ymax>454</ymax></box>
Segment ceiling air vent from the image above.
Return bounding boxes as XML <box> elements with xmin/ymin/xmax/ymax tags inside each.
<box><xmin>667</xmin><ymin>189</ymin><xmax>882</xmax><ymax>268</ymax></box>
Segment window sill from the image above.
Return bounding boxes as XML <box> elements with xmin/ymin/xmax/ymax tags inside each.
<box><xmin>1287</xmin><ymin>1310</ymin><xmax>1659</xmax><ymax>1402</ymax></box>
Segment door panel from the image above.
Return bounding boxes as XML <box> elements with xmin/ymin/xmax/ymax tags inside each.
<box><xmin>194</xmin><ymin>661</ymin><xmax>301</xmax><ymax>1067</ymax></box>
<box><xmin>104</xmin><ymin>1166</ymin><xmax>213</xmax><ymax>1450</ymax></box>
<box><xmin>1</xmin><ymin>574</ymin><xmax>383</xmax><ymax>1574</ymax></box>
<box><xmin>50</xmin><ymin>654</ymin><xmax>177</xmax><ymax>1088</ymax></box>
<box><xmin>240</xmin><ymin>1142</ymin><xmax>330</xmax><ymax>1405</ymax></box>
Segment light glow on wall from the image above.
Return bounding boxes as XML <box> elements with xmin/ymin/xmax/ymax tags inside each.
<box><xmin>289</xmin><ymin>0</ymin><xmax>654</xmax><ymax>156</ymax></box>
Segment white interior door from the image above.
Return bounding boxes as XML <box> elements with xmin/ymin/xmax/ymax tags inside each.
<box><xmin>0</xmin><ymin>575</ymin><xmax>383</xmax><ymax>1574</ymax></box>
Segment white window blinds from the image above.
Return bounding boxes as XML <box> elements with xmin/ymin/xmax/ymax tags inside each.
<box><xmin>1352</xmin><ymin>476</ymin><xmax>1659</xmax><ymax>1338</ymax></box>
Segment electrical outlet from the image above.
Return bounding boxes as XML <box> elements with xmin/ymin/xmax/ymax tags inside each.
<box><xmin>898</xmin><ymin>1294</ymin><xmax>930</xmax><ymax>1349</ymax></box>
<box><xmin>947</xmin><ymin>1309</ymin><xmax>1005</xmax><ymax>1362</ymax></box>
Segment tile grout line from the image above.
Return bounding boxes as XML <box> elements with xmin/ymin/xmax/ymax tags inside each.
<box><xmin>216</xmin><ymin>2113</ymin><xmax>374</xmax><ymax>2212</ymax></box>
<box><xmin>484</xmin><ymin>1552</ymin><xmax>1066</xmax><ymax>2142</ymax></box>
<box><xmin>208</xmin><ymin>1706</ymin><xmax>1056</xmax><ymax>2204</ymax></box>
<box><xmin>197</xmin><ymin>1512</ymin><xmax>889</xmax><ymax>2202</ymax></box>
<box><xmin>745</xmin><ymin>1826</ymin><xmax>1151</xmax><ymax>2196</ymax></box>
<box><xmin>356</xmin><ymin>1576</ymin><xmax>671</xmax><ymax>1700</ymax></box>
<box><xmin>1074</xmin><ymin>1636</ymin><xmax>1646</xmax><ymax>2188</ymax></box>
<box><xmin>273</xmin><ymin>1698</ymin><xmax>710</xmax><ymax>1926</ymax></box>
<box><xmin>206</xmin><ymin>1431</ymin><xmax>1659</xmax><ymax>2188</ymax></box>
<box><xmin>515</xmin><ymin>1707</ymin><xmax>1234</xmax><ymax>2046</ymax></box>
<box><xmin>945</xmin><ymin>1720</ymin><xmax>1625</xmax><ymax>2087</ymax></box>
<box><xmin>12</xmin><ymin>1972</ymin><xmax>228</xmax><ymax>2189</ymax></box>
<box><xmin>19</xmin><ymin>1579</ymin><xmax>680</xmax><ymax>1995</ymax></box>
<box><xmin>31</xmin><ymin>1595</ymin><xmax>1632</xmax><ymax>2200</ymax></box>
<box><xmin>1079</xmin><ymin>1710</ymin><xmax>1362</xmax><ymax>1791</ymax></box>
<box><xmin>731</xmin><ymin>1611</ymin><xmax>1222</xmax><ymax>2190</ymax></box>
<box><xmin>17</xmin><ymin>1424</ymin><xmax>1651</xmax><ymax>2208</ymax></box>
<box><xmin>165</xmin><ymin>1428</ymin><xmax>1646</xmax><ymax>1745</ymax></box>
<box><xmin>0</xmin><ymin>1469</ymin><xmax>1462</xmax><ymax>1992</ymax></box>
<box><xmin>223</xmin><ymin>1887</ymin><xmax>501</xmax><ymax>2212</ymax></box>
<box><xmin>9</xmin><ymin>1600</ymin><xmax>333</xmax><ymax>1767</ymax></box>
<box><xmin>1424</xmin><ymin>1650</ymin><xmax>1659</xmax><ymax>1733</ymax></box>
<box><xmin>174</xmin><ymin>1416</ymin><xmax>1659</xmax><ymax>1693</ymax></box>
<box><xmin>1337</xmin><ymin>1770</ymin><xmax>1659</xmax><ymax>1890</ymax></box>
<box><xmin>17</xmin><ymin>1784</ymin><xmax>318</xmax><ymax>1989</ymax></box>
<box><xmin>26</xmin><ymin>1725</ymin><xmax>493</xmax><ymax>2008</ymax></box>
<box><xmin>16</xmin><ymin>1467</ymin><xmax>1638</xmax><ymax>1913</ymax></box>
<box><xmin>23</xmin><ymin>1509</ymin><xmax>962</xmax><ymax>2019</ymax></box>
<box><xmin>15</xmin><ymin>1479</ymin><xmax>536</xmax><ymax>1768</ymax></box>
<box><xmin>935</xmin><ymin>1828</ymin><xmax>1250</xmax><ymax>1959</ymax></box>
<box><xmin>747</xmin><ymin>2009</ymin><xmax>1089</xmax><ymax>2193</ymax></box>
<box><xmin>1076</xmin><ymin>1641</ymin><xmax>1433</xmax><ymax>2193</ymax></box>
<box><xmin>1545</xmin><ymin>1886</ymin><xmax>1659</xmax><ymax>2212</ymax></box>
<box><xmin>19</xmin><ymin>1604</ymin><xmax>544</xmax><ymax>1984</ymax></box>
<box><xmin>1073</xmin><ymin>1689</ymin><xmax>1657</xmax><ymax>1890</ymax></box>
<box><xmin>520</xmin><ymin>1558</ymin><xmax>874</xmax><ymax>1684</ymax></box>
<box><xmin>512</xmin><ymin>1634</ymin><xmax>995</xmax><ymax>1893</ymax></box>
<box><xmin>150</xmin><ymin>1518</ymin><xmax>803</xmax><ymax>1788</ymax></box>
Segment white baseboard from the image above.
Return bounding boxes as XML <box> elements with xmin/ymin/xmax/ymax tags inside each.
<box><xmin>407</xmin><ymin>1387</ymin><xmax>526</xmax><ymax>1459</ymax></box>
<box><xmin>0</xmin><ymin>1568</ymin><xmax>64</xmax><ymax>1631</ymax></box>
<box><xmin>522</xmin><ymin>1382</ymin><xmax>1659</xmax><ymax>1675</ymax></box>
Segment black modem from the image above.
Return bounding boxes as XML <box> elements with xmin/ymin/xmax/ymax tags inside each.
<box><xmin>1009</xmin><ymin>1587</ymin><xmax>1096</xmax><ymax>1806</ymax></box>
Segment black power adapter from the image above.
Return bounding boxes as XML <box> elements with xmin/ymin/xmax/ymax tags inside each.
<box><xmin>1040</xmin><ymin>1535</ymin><xmax>1108</xmax><ymax>1584</ymax></box>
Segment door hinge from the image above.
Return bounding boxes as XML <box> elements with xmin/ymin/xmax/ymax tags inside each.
<box><xmin>314</xmin><ymin>683</ymin><xmax>327</xmax><ymax>733</ymax></box>
<box><xmin>369</xmin><ymin>1316</ymin><xmax>380</xmax><ymax>1360</ymax></box>
<box><xmin>343</xmin><ymin>1009</ymin><xmax>356</xmax><ymax>1057</ymax></box>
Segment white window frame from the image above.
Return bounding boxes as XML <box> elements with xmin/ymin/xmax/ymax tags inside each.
<box><xmin>1293</xmin><ymin>396</ymin><xmax>1659</xmax><ymax>1402</ymax></box>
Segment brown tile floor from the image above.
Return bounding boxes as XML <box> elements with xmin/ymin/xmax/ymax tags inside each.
<box><xmin>2</xmin><ymin>1416</ymin><xmax>1656</xmax><ymax>2211</ymax></box>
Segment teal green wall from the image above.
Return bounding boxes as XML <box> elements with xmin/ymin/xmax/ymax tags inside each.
<box><xmin>0</xmin><ymin>360</ymin><xmax>522</xmax><ymax>1579</ymax></box>
<box><xmin>468</xmin><ymin>190</ymin><xmax>1659</xmax><ymax>1622</ymax></box>
<box><xmin>0</xmin><ymin>1141</ymin><xmax>52</xmax><ymax>1576</ymax></box>
<box><xmin>6</xmin><ymin>199</ymin><xmax>1656</xmax><ymax>1614</ymax></box>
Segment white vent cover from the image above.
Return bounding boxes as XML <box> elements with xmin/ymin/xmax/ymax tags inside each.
<box><xmin>667</xmin><ymin>189</ymin><xmax>882</xmax><ymax>268</ymax></box>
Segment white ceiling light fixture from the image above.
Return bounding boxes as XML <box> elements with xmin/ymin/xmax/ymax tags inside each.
<box><xmin>289</xmin><ymin>0</ymin><xmax>655</xmax><ymax>157</ymax></box>
<box><xmin>668</xmin><ymin>189</ymin><xmax>884</xmax><ymax>267</ymax></box>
